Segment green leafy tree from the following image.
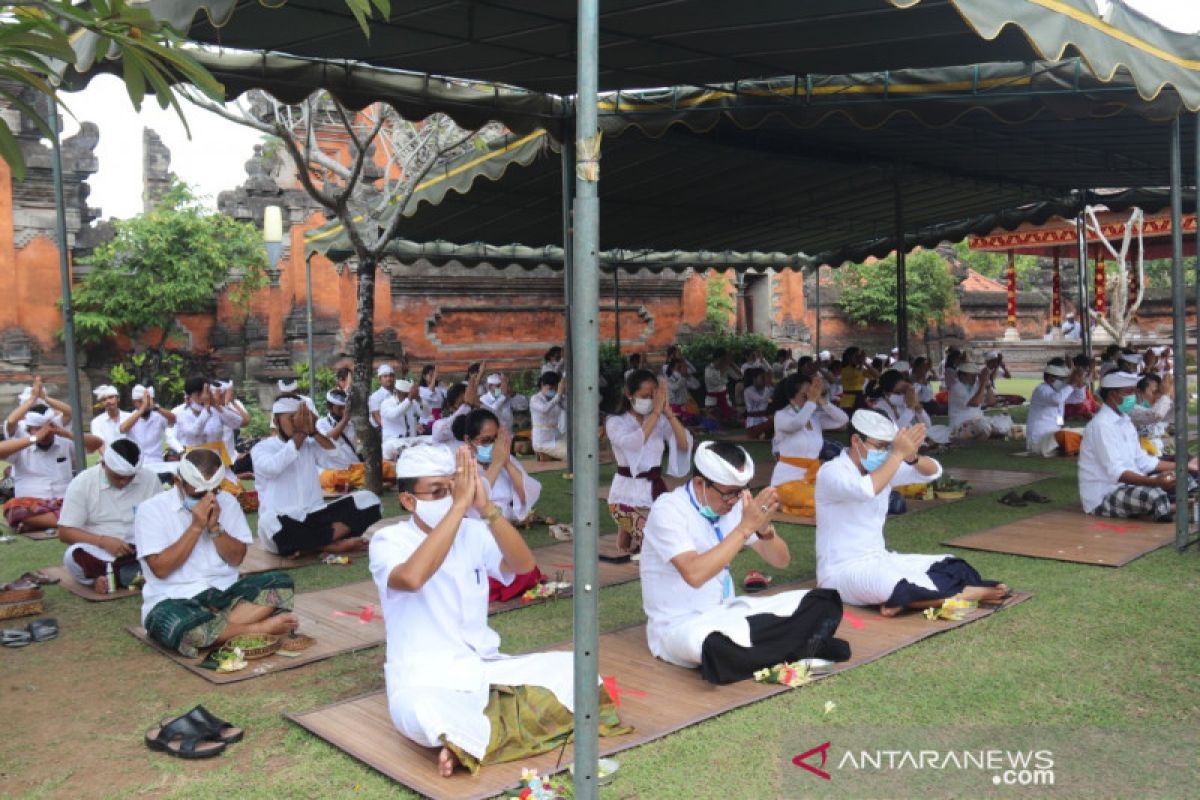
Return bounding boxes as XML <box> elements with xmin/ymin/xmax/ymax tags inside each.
<box><xmin>705</xmin><ymin>271</ymin><xmax>735</xmax><ymax>329</ymax></box>
<box><xmin>952</xmin><ymin>241</ymin><xmax>1039</xmax><ymax>283</ymax></box>
<box><xmin>836</xmin><ymin>250</ymin><xmax>957</xmax><ymax>335</ymax></box>
<box><xmin>72</xmin><ymin>179</ymin><xmax>268</xmax><ymax>386</ymax></box>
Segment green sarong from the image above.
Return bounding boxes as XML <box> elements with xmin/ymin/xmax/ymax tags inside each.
<box><xmin>145</xmin><ymin>570</ymin><xmax>294</xmax><ymax>657</ymax></box>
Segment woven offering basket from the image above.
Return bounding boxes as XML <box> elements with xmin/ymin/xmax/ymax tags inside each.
<box><xmin>0</xmin><ymin>597</ymin><xmax>44</xmax><ymax>620</ymax></box>
<box><xmin>229</xmin><ymin>634</ymin><xmax>281</xmax><ymax>660</ymax></box>
<box><xmin>279</xmin><ymin>633</ymin><xmax>316</xmax><ymax>653</ymax></box>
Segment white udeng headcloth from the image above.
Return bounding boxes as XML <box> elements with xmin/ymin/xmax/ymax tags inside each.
<box><xmin>131</xmin><ymin>384</ymin><xmax>155</xmax><ymax>401</ymax></box>
<box><xmin>277</xmin><ymin>378</ymin><xmax>299</xmax><ymax>393</ymax></box>
<box><xmin>93</xmin><ymin>384</ymin><xmax>119</xmax><ymax>399</ymax></box>
<box><xmin>102</xmin><ymin>442</ymin><xmax>141</xmax><ymax>476</ymax></box>
<box><xmin>272</xmin><ymin>397</ymin><xmax>303</xmax><ymax>414</ymax></box>
<box><xmin>396</xmin><ymin>444</ymin><xmax>456</xmax><ymax>478</ymax></box>
<box><xmin>23</xmin><ymin>409</ymin><xmax>52</xmax><ymax>428</ymax></box>
<box><xmin>851</xmin><ymin>409</ymin><xmax>899</xmax><ymax>442</ymax></box>
<box><xmin>326</xmin><ymin>390</ymin><xmax>347</xmax><ymax>406</ymax></box>
<box><xmin>693</xmin><ymin>440</ymin><xmax>754</xmax><ymax>486</ymax></box>
<box><xmin>178</xmin><ymin>455</ymin><xmax>225</xmax><ymax>491</ymax></box>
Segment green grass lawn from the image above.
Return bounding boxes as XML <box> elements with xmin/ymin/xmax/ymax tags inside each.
<box><xmin>2</xmin><ymin>402</ymin><xmax>1198</xmax><ymax>798</ymax></box>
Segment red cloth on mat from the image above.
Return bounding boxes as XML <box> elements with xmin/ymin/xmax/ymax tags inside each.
<box><xmin>489</xmin><ymin>568</ymin><xmax>544</xmax><ymax>602</ymax></box>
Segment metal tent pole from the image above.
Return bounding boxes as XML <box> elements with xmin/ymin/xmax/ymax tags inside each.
<box><xmin>1075</xmin><ymin>213</ymin><xmax>1092</xmax><ymax>363</ymax></box>
<box><xmin>561</xmin><ymin>120</ymin><xmax>576</xmax><ymax>469</ymax></box>
<box><xmin>306</xmin><ymin>252</ymin><xmax>316</xmax><ymax>388</ymax></box>
<box><xmin>1195</xmin><ymin>113</ymin><xmax>1200</xmax><ymax>497</ymax></box>
<box><xmin>48</xmin><ymin>95</ymin><xmax>87</xmax><ymax>470</ymax></box>
<box><xmin>1168</xmin><ymin>116</ymin><xmax>1189</xmax><ymax>551</ymax></box>
<box><xmin>571</xmin><ymin>0</ymin><xmax>602</xmax><ymax>794</ymax></box>
<box><xmin>894</xmin><ymin>178</ymin><xmax>908</xmax><ymax>355</ymax></box>
<box><xmin>814</xmin><ymin>266</ymin><xmax>821</xmax><ymax>355</ymax></box>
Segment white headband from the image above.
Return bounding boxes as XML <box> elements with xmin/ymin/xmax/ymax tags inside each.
<box><xmin>93</xmin><ymin>384</ymin><xmax>119</xmax><ymax>399</ymax></box>
<box><xmin>178</xmin><ymin>456</ymin><xmax>225</xmax><ymax>491</ymax></box>
<box><xmin>272</xmin><ymin>397</ymin><xmax>303</xmax><ymax>414</ymax></box>
<box><xmin>131</xmin><ymin>384</ymin><xmax>155</xmax><ymax>400</ymax></box>
<box><xmin>1099</xmin><ymin>371</ymin><xmax>1140</xmax><ymax>390</ymax></box>
<box><xmin>693</xmin><ymin>441</ymin><xmax>754</xmax><ymax>487</ymax></box>
<box><xmin>852</xmin><ymin>409</ymin><xmax>898</xmax><ymax>442</ymax></box>
<box><xmin>326</xmin><ymin>390</ymin><xmax>347</xmax><ymax>406</ymax></box>
<box><xmin>486</xmin><ymin>373</ymin><xmax>503</xmax><ymax>385</ymax></box>
<box><xmin>23</xmin><ymin>410</ymin><xmax>52</xmax><ymax>428</ymax></box>
<box><xmin>102</xmin><ymin>443</ymin><xmax>140</xmax><ymax>476</ymax></box>
<box><xmin>277</xmin><ymin>379</ymin><xmax>298</xmax><ymax>393</ymax></box>
<box><xmin>1044</xmin><ymin>364</ymin><xmax>1071</xmax><ymax>378</ymax></box>
<box><xmin>395</xmin><ymin>379</ymin><xmax>414</xmax><ymax>393</ymax></box>
<box><xmin>377</xmin><ymin>364</ymin><xmax>395</xmax><ymax>376</ymax></box>
<box><xmin>396</xmin><ymin>444</ymin><xmax>456</xmax><ymax>478</ymax></box>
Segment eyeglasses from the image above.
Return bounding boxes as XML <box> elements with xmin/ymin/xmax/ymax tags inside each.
<box><xmin>704</xmin><ymin>482</ymin><xmax>743</xmax><ymax>502</ymax></box>
<box><xmin>409</xmin><ymin>486</ymin><xmax>453</xmax><ymax>500</ymax></box>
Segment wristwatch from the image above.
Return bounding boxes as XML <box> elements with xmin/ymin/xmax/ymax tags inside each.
<box><xmin>27</xmin><ymin>435</ymin><xmax>37</xmax><ymax>446</ymax></box>
<box><xmin>905</xmin><ymin>456</ymin><xmax>919</xmax><ymax>465</ymax></box>
<box><xmin>483</xmin><ymin>505</ymin><xmax>503</xmax><ymax>525</ymax></box>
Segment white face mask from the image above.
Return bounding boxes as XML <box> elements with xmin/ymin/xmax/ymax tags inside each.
<box><xmin>889</xmin><ymin>393</ymin><xmax>906</xmax><ymax>406</ymax></box>
<box><xmin>414</xmin><ymin>495</ymin><xmax>454</xmax><ymax>528</ymax></box>
<box><xmin>1052</xmin><ymin>379</ymin><xmax>1066</xmax><ymax>391</ymax></box>
<box><xmin>632</xmin><ymin>397</ymin><xmax>655</xmax><ymax>415</ymax></box>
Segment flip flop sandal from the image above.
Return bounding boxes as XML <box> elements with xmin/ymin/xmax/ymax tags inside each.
<box><xmin>1021</xmin><ymin>490</ymin><xmax>1052</xmax><ymax>504</ymax></box>
<box><xmin>144</xmin><ymin>714</ymin><xmax>227</xmax><ymax>760</ymax></box>
<box><xmin>743</xmin><ymin>570</ymin><xmax>772</xmax><ymax>593</ymax></box>
<box><xmin>2</xmin><ymin>628</ymin><xmax>32</xmax><ymax>648</ymax></box>
<box><xmin>159</xmin><ymin>705</ymin><xmax>244</xmax><ymax>745</ymax></box>
<box><xmin>17</xmin><ymin>570</ymin><xmax>59</xmax><ymax>586</ymax></box>
<box><xmin>998</xmin><ymin>492</ymin><xmax>1027</xmax><ymax>507</ymax></box>
<box><xmin>27</xmin><ymin>618</ymin><xmax>58</xmax><ymax>642</ymax></box>
<box><xmin>1</xmin><ymin>579</ymin><xmax>38</xmax><ymax>591</ymax></box>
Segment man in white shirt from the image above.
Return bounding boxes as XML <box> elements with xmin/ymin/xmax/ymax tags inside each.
<box><xmin>135</xmin><ymin>449</ymin><xmax>297</xmax><ymax>657</ymax></box>
<box><xmin>369</xmin><ymin>444</ymin><xmax>628</xmax><ymax>777</ymax></box>
<box><xmin>380</xmin><ymin>377</ymin><xmax>423</xmax><ymax>462</ymax></box>
<box><xmin>0</xmin><ymin>406</ymin><xmax>103</xmax><ymax>533</ymax></box>
<box><xmin>529</xmin><ymin>372</ymin><xmax>568</xmax><ymax>460</ymax></box>
<box><xmin>478</xmin><ymin>373</ymin><xmax>513</xmax><ymax>432</ymax></box>
<box><xmin>252</xmin><ymin>397</ymin><xmax>381</xmax><ymax>556</ymax></box>
<box><xmin>214</xmin><ymin>380</ymin><xmax>253</xmax><ymax>459</ymax></box>
<box><xmin>119</xmin><ymin>384</ymin><xmax>176</xmax><ymax>478</ymax></box>
<box><xmin>1078</xmin><ymin>371</ymin><xmax>1195</xmax><ymax>521</ymax></box>
<box><xmin>369</xmin><ymin>363</ymin><xmax>398</xmax><ymax>429</ymax></box>
<box><xmin>173</xmin><ymin>376</ymin><xmax>227</xmax><ymax>452</ymax></box>
<box><xmin>5</xmin><ymin>376</ymin><xmax>72</xmax><ymax>439</ymax></box>
<box><xmin>815</xmin><ymin>410</ymin><xmax>1008</xmax><ymax>616</ymax></box>
<box><xmin>948</xmin><ymin>362</ymin><xmax>1012</xmax><ymax>441</ymax></box>
<box><xmin>317</xmin><ymin>389</ymin><xmax>366</xmax><ymax>491</ymax></box>
<box><xmin>89</xmin><ymin>384</ymin><xmax>130</xmax><ymax>446</ymax></box>
<box><xmin>1026</xmin><ymin>361</ymin><xmax>1086</xmax><ymax>455</ymax></box>
<box><xmin>640</xmin><ymin>441</ymin><xmax>848</xmax><ymax>684</ymax></box>
<box><xmin>58</xmin><ymin>439</ymin><xmax>163</xmax><ymax>592</ymax></box>
<box><xmin>1061</xmin><ymin>312</ymin><xmax>1081</xmax><ymax>340</ymax></box>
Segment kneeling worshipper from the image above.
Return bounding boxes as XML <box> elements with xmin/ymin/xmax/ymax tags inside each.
<box><xmin>948</xmin><ymin>362</ymin><xmax>1012</xmax><ymax>441</ymax></box>
<box><xmin>453</xmin><ymin>409</ymin><xmax>544</xmax><ymax>601</ymax></box>
<box><xmin>380</xmin><ymin>376</ymin><xmax>423</xmax><ymax>463</ymax></box>
<box><xmin>870</xmin><ymin>369</ymin><xmax>949</xmax><ymax>446</ymax></box>
<box><xmin>135</xmin><ymin>449</ymin><xmax>298</xmax><ymax>657</ymax></box>
<box><xmin>317</xmin><ymin>389</ymin><xmax>366</xmax><ymax>492</ymax></box>
<box><xmin>478</xmin><ymin>373</ymin><xmax>514</xmax><ymax>432</ymax></box>
<box><xmin>640</xmin><ymin>441</ymin><xmax>849</xmax><ymax>684</ymax></box>
<box><xmin>120</xmin><ymin>385</ymin><xmax>176</xmax><ymax>480</ymax></box>
<box><xmin>530</xmin><ymin>371</ymin><xmax>568</xmax><ymax>460</ymax></box>
<box><xmin>770</xmin><ymin>373</ymin><xmax>848</xmax><ymax>518</ymax></box>
<box><xmin>1025</xmin><ymin>360</ymin><xmax>1086</xmax><ymax>455</ymax></box>
<box><xmin>606</xmin><ymin>370</ymin><xmax>693</xmax><ymax>555</ymax></box>
<box><xmin>815</xmin><ymin>411</ymin><xmax>1008</xmax><ymax>616</ymax></box>
<box><xmin>0</xmin><ymin>406</ymin><xmax>103</xmax><ymax>533</ymax></box>
<box><xmin>1079</xmin><ymin>371</ymin><xmax>1197</xmax><ymax>521</ymax></box>
<box><xmin>369</xmin><ymin>445</ymin><xmax>629</xmax><ymax>777</ymax></box>
<box><xmin>1129</xmin><ymin>373</ymin><xmax>1173</xmax><ymax>457</ymax></box>
<box><xmin>252</xmin><ymin>397</ymin><xmax>382</xmax><ymax>556</ymax></box>
<box><xmin>59</xmin><ymin>439</ymin><xmax>162</xmax><ymax>592</ymax></box>
<box><xmin>89</xmin><ymin>384</ymin><xmax>131</xmax><ymax>446</ymax></box>
<box><xmin>742</xmin><ymin>368</ymin><xmax>773</xmax><ymax>438</ymax></box>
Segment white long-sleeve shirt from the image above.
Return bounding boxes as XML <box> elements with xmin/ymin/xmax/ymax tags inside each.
<box><xmin>418</xmin><ymin>384</ymin><xmax>446</xmax><ymax>426</ymax></box>
<box><xmin>605</xmin><ymin>412</ymin><xmax>692</xmax><ymax>508</ymax></box>
<box><xmin>947</xmin><ymin>381</ymin><xmax>984</xmax><ymax>432</ymax></box>
<box><xmin>316</xmin><ymin>413</ymin><xmax>360</xmax><ymax>467</ymax></box>
<box><xmin>250</xmin><ymin>436</ymin><xmax>343</xmax><ymax>549</ymax></box>
<box><xmin>1026</xmin><ymin>381</ymin><xmax>1085</xmax><ymax>449</ymax></box>
<box><xmin>529</xmin><ymin>390</ymin><xmax>567</xmax><ymax>451</ymax></box>
<box><xmin>1128</xmin><ymin>395</ymin><xmax>1173</xmax><ymax>454</ymax></box>
<box><xmin>871</xmin><ymin>396</ymin><xmax>931</xmax><ymax>429</ymax></box>
<box><xmin>1078</xmin><ymin>405</ymin><xmax>1161</xmax><ymax>513</ymax></box>
<box><xmin>770</xmin><ymin>401</ymin><xmax>848</xmax><ymax>486</ymax></box>
<box><xmin>90</xmin><ymin>410</ymin><xmax>131</xmax><ymax>445</ymax></box>
<box><xmin>744</xmin><ymin>385</ymin><xmax>771</xmax><ymax>428</ymax></box>
<box><xmin>479</xmin><ymin>390</ymin><xmax>513</xmax><ymax>431</ymax></box>
<box><xmin>380</xmin><ymin>394</ymin><xmax>418</xmax><ymax>440</ymax></box>
<box><xmin>666</xmin><ymin>372</ymin><xmax>700</xmax><ymax>406</ymax></box>
<box><xmin>125</xmin><ymin>411</ymin><xmax>171</xmax><ymax>469</ymax></box>
<box><xmin>172</xmin><ymin>403</ymin><xmax>225</xmax><ymax>449</ymax></box>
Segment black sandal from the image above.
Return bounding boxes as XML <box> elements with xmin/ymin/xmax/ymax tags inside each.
<box><xmin>144</xmin><ymin>713</ymin><xmax>227</xmax><ymax>759</ymax></box>
<box><xmin>1021</xmin><ymin>490</ymin><xmax>1052</xmax><ymax>504</ymax></box>
<box><xmin>998</xmin><ymin>491</ymin><xmax>1027</xmax><ymax>507</ymax></box>
<box><xmin>1</xmin><ymin>628</ymin><xmax>32</xmax><ymax>648</ymax></box>
<box><xmin>27</xmin><ymin>618</ymin><xmax>57</xmax><ymax>642</ymax></box>
<box><xmin>158</xmin><ymin>705</ymin><xmax>244</xmax><ymax>745</ymax></box>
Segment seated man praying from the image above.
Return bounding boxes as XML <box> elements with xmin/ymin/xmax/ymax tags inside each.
<box><xmin>1079</xmin><ymin>371</ymin><xmax>1197</xmax><ymax>521</ymax></box>
<box><xmin>369</xmin><ymin>445</ymin><xmax>628</xmax><ymax>777</ymax></box>
<box><xmin>59</xmin><ymin>439</ymin><xmax>163</xmax><ymax>592</ymax></box>
<box><xmin>252</xmin><ymin>397</ymin><xmax>382</xmax><ymax>557</ymax></box>
<box><xmin>134</xmin><ymin>449</ymin><xmax>298</xmax><ymax>657</ymax></box>
<box><xmin>317</xmin><ymin>389</ymin><xmax>366</xmax><ymax>492</ymax></box>
<box><xmin>640</xmin><ymin>441</ymin><xmax>850</xmax><ymax>685</ymax></box>
<box><xmin>815</xmin><ymin>410</ymin><xmax>1008</xmax><ymax>616</ymax></box>
<box><xmin>0</xmin><ymin>405</ymin><xmax>103</xmax><ymax>534</ymax></box>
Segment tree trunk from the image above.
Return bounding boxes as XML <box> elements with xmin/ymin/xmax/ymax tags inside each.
<box><xmin>351</xmin><ymin>256</ymin><xmax>382</xmax><ymax>492</ymax></box>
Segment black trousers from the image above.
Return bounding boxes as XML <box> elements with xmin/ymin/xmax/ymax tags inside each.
<box><xmin>699</xmin><ymin>588</ymin><xmax>850</xmax><ymax>685</ymax></box>
<box><xmin>272</xmin><ymin>495</ymin><xmax>381</xmax><ymax>557</ymax></box>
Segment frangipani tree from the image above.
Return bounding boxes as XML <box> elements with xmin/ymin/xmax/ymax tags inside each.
<box><xmin>1085</xmin><ymin>205</ymin><xmax>1145</xmax><ymax>346</ymax></box>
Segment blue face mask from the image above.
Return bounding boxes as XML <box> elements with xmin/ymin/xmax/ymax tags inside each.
<box><xmin>1118</xmin><ymin>394</ymin><xmax>1137</xmax><ymax>414</ymax></box>
<box><xmin>475</xmin><ymin>443</ymin><xmax>494</xmax><ymax>464</ymax></box>
<box><xmin>181</xmin><ymin>492</ymin><xmax>202</xmax><ymax>511</ymax></box>
<box><xmin>544</xmin><ymin>390</ymin><xmax>557</xmax><ymax>400</ymax></box>
<box><xmin>862</xmin><ymin>447</ymin><xmax>889</xmax><ymax>472</ymax></box>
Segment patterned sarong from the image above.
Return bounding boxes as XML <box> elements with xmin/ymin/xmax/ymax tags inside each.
<box><xmin>144</xmin><ymin>571</ymin><xmax>294</xmax><ymax>657</ymax></box>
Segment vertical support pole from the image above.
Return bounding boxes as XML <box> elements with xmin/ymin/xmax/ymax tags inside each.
<box><xmin>613</xmin><ymin>264</ymin><xmax>621</xmax><ymax>352</ymax></box>
<box><xmin>49</xmin><ymin>95</ymin><xmax>87</xmax><ymax>471</ymax></box>
<box><xmin>1003</xmin><ymin>249</ymin><xmax>1019</xmax><ymax>341</ymax></box>
<box><xmin>1168</xmin><ymin>115</ymin><xmax>1189</xmax><ymax>551</ymax></box>
<box><xmin>306</xmin><ymin>251</ymin><xmax>316</xmax><ymax>387</ymax></box>
<box><xmin>1194</xmin><ymin>112</ymin><xmax>1200</xmax><ymax>489</ymax></box>
<box><xmin>571</xmin><ymin>0</ymin><xmax>601</xmax><ymax>794</ymax></box>
<box><xmin>814</xmin><ymin>266</ymin><xmax>822</xmax><ymax>355</ymax></box>
<box><xmin>1075</xmin><ymin>214</ymin><xmax>1092</xmax><ymax>362</ymax></box>
<box><xmin>1052</xmin><ymin>252</ymin><xmax>1062</xmax><ymax>335</ymax></box>
<box><xmin>894</xmin><ymin>179</ymin><xmax>908</xmax><ymax>355</ymax></box>
<box><xmin>1095</xmin><ymin>251</ymin><xmax>1107</xmax><ymax>316</ymax></box>
<box><xmin>561</xmin><ymin>124</ymin><xmax>576</xmax><ymax>468</ymax></box>
<box><xmin>735</xmin><ymin>272</ymin><xmax>747</xmax><ymax>333</ymax></box>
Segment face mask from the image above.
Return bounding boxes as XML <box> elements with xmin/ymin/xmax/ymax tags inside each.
<box><xmin>860</xmin><ymin>444</ymin><xmax>889</xmax><ymax>472</ymax></box>
<box><xmin>1052</xmin><ymin>380</ymin><xmax>1065</xmax><ymax>391</ymax></box>
<box><xmin>415</xmin><ymin>495</ymin><xmax>454</xmax><ymax>528</ymax></box>
<box><xmin>889</xmin><ymin>393</ymin><xmax>906</xmax><ymax>406</ymax></box>
<box><xmin>632</xmin><ymin>397</ymin><xmax>655</xmax><ymax>415</ymax></box>
<box><xmin>1117</xmin><ymin>395</ymin><xmax>1137</xmax><ymax>414</ymax></box>
<box><xmin>475</xmin><ymin>443</ymin><xmax>494</xmax><ymax>464</ymax></box>
<box><xmin>190</xmin><ymin>401</ymin><xmax>204</xmax><ymax>411</ymax></box>
<box><xmin>1137</xmin><ymin>398</ymin><xmax>1152</xmax><ymax>408</ymax></box>
<box><xmin>180</xmin><ymin>491</ymin><xmax>203</xmax><ymax>511</ymax></box>
<box><xmin>698</xmin><ymin>485</ymin><xmax>721</xmax><ymax>522</ymax></box>
<box><xmin>544</xmin><ymin>390</ymin><xmax>557</xmax><ymax>400</ymax></box>
<box><xmin>492</xmin><ymin>388</ymin><xmax>503</xmax><ymax>398</ymax></box>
